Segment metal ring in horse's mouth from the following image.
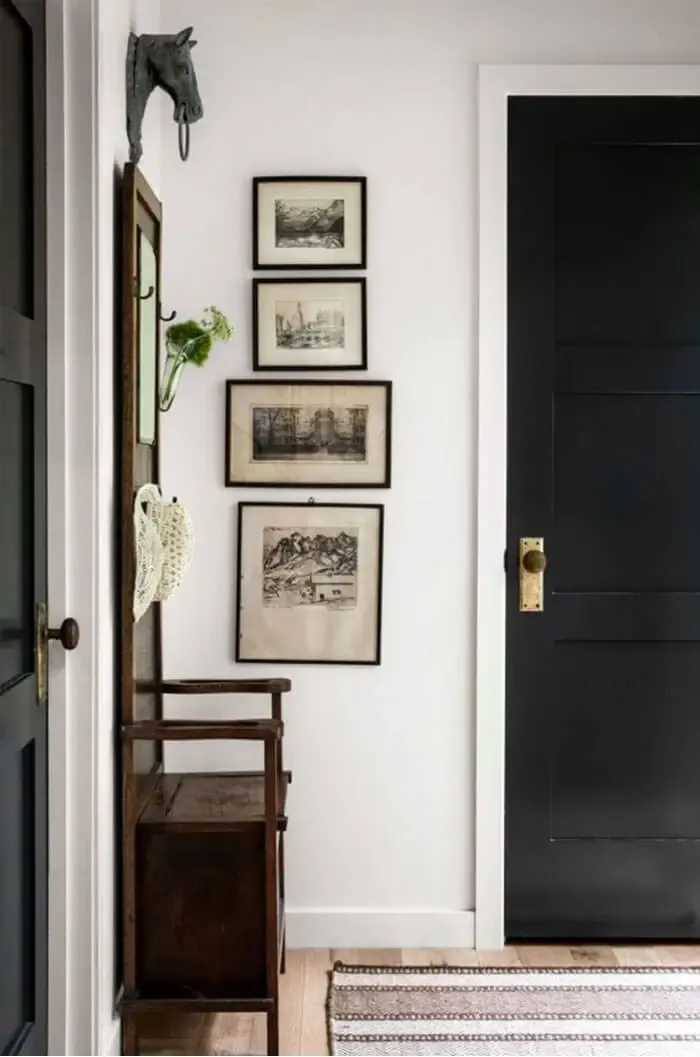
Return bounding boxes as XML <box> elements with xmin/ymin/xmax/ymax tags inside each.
<box><xmin>177</xmin><ymin>103</ymin><xmax>190</xmax><ymax>161</ymax></box>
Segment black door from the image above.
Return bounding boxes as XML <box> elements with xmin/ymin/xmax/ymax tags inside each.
<box><xmin>507</xmin><ymin>97</ymin><xmax>700</xmax><ymax>941</ymax></box>
<box><xmin>0</xmin><ymin>0</ymin><xmax>47</xmax><ymax>1051</ymax></box>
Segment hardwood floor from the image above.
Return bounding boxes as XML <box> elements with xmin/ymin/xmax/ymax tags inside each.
<box><xmin>137</xmin><ymin>945</ymin><xmax>700</xmax><ymax>1056</ymax></box>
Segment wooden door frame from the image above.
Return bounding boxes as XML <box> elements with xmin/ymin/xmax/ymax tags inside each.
<box><xmin>46</xmin><ymin>0</ymin><xmax>104</xmax><ymax>1052</ymax></box>
<box><xmin>475</xmin><ymin>63</ymin><xmax>700</xmax><ymax>951</ymax></box>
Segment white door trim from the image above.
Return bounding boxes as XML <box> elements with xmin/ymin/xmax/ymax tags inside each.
<box><xmin>46</xmin><ymin>0</ymin><xmax>99</xmax><ymax>1051</ymax></box>
<box><xmin>475</xmin><ymin>63</ymin><xmax>700</xmax><ymax>951</ymax></box>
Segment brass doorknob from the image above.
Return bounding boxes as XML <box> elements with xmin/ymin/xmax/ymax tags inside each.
<box><xmin>522</xmin><ymin>549</ymin><xmax>547</xmax><ymax>574</ymax></box>
<box><xmin>47</xmin><ymin>618</ymin><xmax>80</xmax><ymax>651</ymax></box>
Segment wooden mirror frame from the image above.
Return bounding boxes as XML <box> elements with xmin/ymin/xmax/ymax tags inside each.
<box><xmin>119</xmin><ymin>164</ymin><xmax>164</xmax><ymax>1003</ymax></box>
<box><xmin>120</xmin><ymin>163</ymin><xmax>163</xmax><ymax>780</ymax></box>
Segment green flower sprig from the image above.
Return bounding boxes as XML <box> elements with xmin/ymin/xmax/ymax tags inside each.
<box><xmin>159</xmin><ymin>305</ymin><xmax>233</xmax><ymax>411</ymax></box>
<box><xmin>165</xmin><ymin>305</ymin><xmax>232</xmax><ymax>367</ymax></box>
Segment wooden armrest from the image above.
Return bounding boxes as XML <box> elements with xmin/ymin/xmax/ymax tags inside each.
<box><xmin>161</xmin><ymin>678</ymin><xmax>291</xmax><ymax>695</ymax></box>
<box><xmin>122</xmin><ymin>719</ymin><xmax>283</xmax><ymax>741</ymax></box>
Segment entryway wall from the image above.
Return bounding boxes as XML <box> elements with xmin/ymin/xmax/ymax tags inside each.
<box><xmin>154</xmin><ymin>0</ymin><xmax>700</xmax><ymax>953</ymax></box>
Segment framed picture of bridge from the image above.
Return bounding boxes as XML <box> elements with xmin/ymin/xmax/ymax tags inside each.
<box><xmin>252</xmin><ymin>176</ymin><xmax>367</xmax><ymax>269</ymax></box>
<box><xmin>235</xmin><ymin>501</ymin><xmax>384</xmax><ymax>664</ymax></box>
<box><xmin>225</xmin><ymin>379</ymin><xmax>392</xmax><ymax>488</ymax></box>
<box><xmin>253</xmin><ymin>278</ymin><xmax>367</xmax><ymax>371</ymax></box>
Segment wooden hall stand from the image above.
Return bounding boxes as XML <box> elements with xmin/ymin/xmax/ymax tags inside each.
<box><xmin>118</xmin><ymin>164</ymin><xmax>292</xmax><ymax>1056</ymax></box>
<box><xmin>120</xmin><ymin>679</ymin><xmax>291</xmax><ymax>1056</ymax></box>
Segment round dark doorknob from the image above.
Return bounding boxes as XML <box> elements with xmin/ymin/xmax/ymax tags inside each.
<box><xmin>523</xmin><ymin>549</ymin><xmax>547</xmax><ymax>574</ymax></box>
<box><xmin>47</xmin><ymin>618</ymin><xmax>80</xmax><ymax>651</ymax></box>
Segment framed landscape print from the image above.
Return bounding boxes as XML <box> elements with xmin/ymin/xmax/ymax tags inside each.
<box><xmin>225</xmin><ymin>379</ymin><xmax>392</xmax><ymax>488</ymax></box>
<box><xmin>236</xmin><ymin>501</ymin><xmax>384</xmax><ymax>665</ymax></box>
<box><xmin>253</xmin><ymin>278</ymin><xmax>367</xmax><ymax>371</ymax></box>
<box><xmin>253</xmin><ymin>176</ymin><xmax>367</xmax><ymax>269</ymax></box>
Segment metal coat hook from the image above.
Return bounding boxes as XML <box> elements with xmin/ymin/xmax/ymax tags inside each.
<box><xmin>159</xmin><ymin>306</ymin><xmax>177</xmax><ymax>323</ymax></box>
<box><xmin>134</xmin><ymin>279</ymin><xmax>155</xmax><ymax>301</ymax></box>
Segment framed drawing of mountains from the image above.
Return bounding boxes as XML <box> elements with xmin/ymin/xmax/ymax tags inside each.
<box><xmin>225</xmin><ymin>379</ymin><xmax>392</xmax><ymax>488</ymax></box>
<box><xmin>236</xmin><ymin>501</ymin><xmax>384</xmax><ymax>664</ymax></box>
<box><xmin>253</xmin><ymin>176</ymin><xmax>367</xmax><ymax>269</ymax></box>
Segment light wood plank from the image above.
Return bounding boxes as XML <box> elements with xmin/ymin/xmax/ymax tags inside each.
<box><xmin>140</xmin><ymin>1041</ymin><xmax>204</xmax><ymax>1056</ymax></box>
<box><xmin>570</xmin><ymin>945</ymin><xmax>618</xmax><ymax>967</ymax></box>
<box><xmin>138</xmin><ymin>1012</ymin><xmax>209</xmax><ymax>1055</ymax></box>
<box><xmin>476</xmin><ymin>946</ymin><xmax>522</xmax><ymax>966</ymax></box>
<box><xmin>402</xmin><ymin>947</ymin><xmax>447</xmax><ymax>966</ymax></box>
<box><xmin>404</xmin><ymin>948</ymin><xmax>479</xmax><ymax>967</ymax></box>
<box><xmin>140</xmin><ymin>1037</ymin><xmax>206</xmax><ymax>1057</ymax></box>
<box><xmin>516</xmin><ymin>945</ymin><xmax>576</xmax><ymax>967</ymax></box>
<box><xmin>300</xmin><ymin>949</ymin><xmax>334</xmax><ymax>1057</ymax></box>
<box><xmin>443</xmin><ymin>948</ymin><xmax>480</xmax><ymax>967</ymax></box>
<box><xmin>279</xmin><ymin>949</ymin><xmax>306</xmax><ymax>1056</ymax></box>
<box><xmin>614</xmin><ymin>946</ymin><xmax>664</xmax><ymax>966</ymax></box>
<box><xmin>137</xmin><ymin>1011</ymin><xmax>208</xmax><ymax>1041</ymax></box>
<box><xmin>206</xmin><ymin>1012</ymin><xmax>254</xmax><ymax>1056</ymax></box>
<box><xmin>356</xmin><ymin>948</ymin><xmax>403</xmax><ymax>966</ymax></box>
<box><xmin>330</xmin><ymin>947</ymin><xmax>361</xmax><ymax>966</ymax></box>
<box><xmin>248</xmin><ymin>1013</ymin><xmax>267</xmax><ymax>1057</ymax></box>
<box><xmin>657</xmin><ymin>945</ymin><xmax>700</xmax><ymax>966</ymax></box>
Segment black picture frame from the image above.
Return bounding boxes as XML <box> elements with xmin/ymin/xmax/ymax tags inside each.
<box><xmin>235</xmin><ymin>501</ymin><xmax>384</xmax><ymax>665</ymax></box>
<box><xmin>252</xmin><ymin>175</ymin><xmax>367</xmax><ymax>270</ymax></box>
<box><xmin>225</xmin><ymin>378</ymin><xmax>392</xmax><ymax>488</ymax></box>
<box><xmin>252</xmin><ymin>277</ymin><xmax>368</xmax><ymax>372</ymax></box>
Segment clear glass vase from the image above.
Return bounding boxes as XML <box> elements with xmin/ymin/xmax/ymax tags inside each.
<box><xmin>159</xmin><ymin>346</ymin><xmax>187</xmax><ymax>412</ymax></box>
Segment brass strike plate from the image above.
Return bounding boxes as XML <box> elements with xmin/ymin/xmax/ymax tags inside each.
<box><xmin>519</xmin><ymin>537</ymin><xmax>545</xmax><ymax>613</ymax></box>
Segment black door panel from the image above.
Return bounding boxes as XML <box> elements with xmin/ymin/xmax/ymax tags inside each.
<box><xmin>507</xmin><ymin>97</ymin><xmax>700</xmax><ymax>940</ymax></box>
<box><xmin>0</xmin><ymin>0</ymin><xmax>47</xmax><ymax>1051</ymax></box>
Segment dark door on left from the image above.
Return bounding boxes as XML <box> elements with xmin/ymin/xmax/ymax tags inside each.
<box><xmin>0</xmin><ymin>1</ymin><xmax>47</xmax><ymax>1053</ymax></box>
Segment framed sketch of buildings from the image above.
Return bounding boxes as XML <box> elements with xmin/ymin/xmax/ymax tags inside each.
<box><xmin>253</xmin><ymin>278</ymin><xmax>367</xmax><ymax>371</ymax></box>
<box><xmin>252</xmin><ymin>176</ymin><xmax>367</xmax><ymax>269</ymax></box>
<box><xmin>225</xmin><ymin>379</ymin><xmax>392</xmax><ymax>488</ymax></box>
<box><xmin>236</xmin><ymin>501</ymin><xmax>384</xmax><ymax>664</ymax></box>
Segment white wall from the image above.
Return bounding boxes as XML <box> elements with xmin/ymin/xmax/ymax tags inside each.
<box><xmin>158</xmin><ymin>0</ymin><xmax>700</xmax><ymax>948</ymax></box>
<box><xmin>96</xmin><ymin>1</ymin><xmax>161</xmax><ymax>1051</ymax></box>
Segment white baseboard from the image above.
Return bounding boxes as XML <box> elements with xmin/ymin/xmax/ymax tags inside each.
<box><xmin>101</xmin><ymin>1016</ymin><xmax>121</xmax><ymax>1057</ymax></box>
<box><xmin>286</xmin><ymin>909</ymin><xmax>475</xmax><ymax>949</ymax></box>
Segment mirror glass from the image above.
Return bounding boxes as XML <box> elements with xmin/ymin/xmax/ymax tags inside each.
<box><xmin>137</xmin><ymin>231</ymin><xmax>157</xmax><ymax>445</ymax></box>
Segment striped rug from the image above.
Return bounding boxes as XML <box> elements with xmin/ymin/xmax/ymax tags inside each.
<box><xmin>327</xmin><ymin>963</ymin><xmax>700</xmax><ymax>1055</ymax></box>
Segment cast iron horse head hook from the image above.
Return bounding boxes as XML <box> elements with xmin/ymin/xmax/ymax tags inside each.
<box><xmin>126</xmin><ymin>26</ymin><xmax>203</xmax><ymax>164</ymax></box>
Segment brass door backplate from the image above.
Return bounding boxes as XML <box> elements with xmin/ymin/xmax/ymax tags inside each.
<box><xmin>519</xmin><ymin>538</ymin><xmax>545</xmax><ymax>612</ymax></box>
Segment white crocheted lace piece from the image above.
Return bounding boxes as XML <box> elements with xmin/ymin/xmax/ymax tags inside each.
<box><xmin>133</xmin><ymin>484</ymin><xmax>164</xmax><ymax>622</ymax></box>
<box><xmin>151</xmin><ymin>497</ymin><xmax>194</xmax><ymax>602</ymax></box>
<box><xmin>132</xmin><ymin>483</ymin><xmax>195</xmax><ymax>621</ymax></box>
